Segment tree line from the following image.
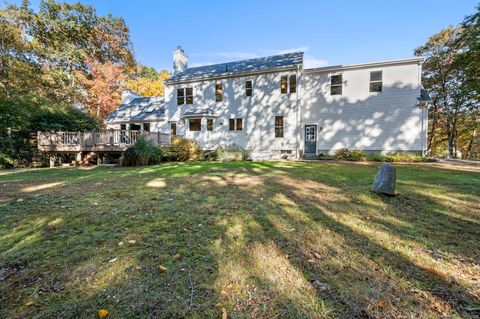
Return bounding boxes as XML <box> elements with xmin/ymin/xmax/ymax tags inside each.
<box><xmin>0</xmin><ymin>0</ymin><xmax>169</xmax><ymax>167</ymax></box>
<box><xmin>0</xmin><ymin>1</ymin><xmax>479</xmax><ymax>168</ymax></box>
<box><xmin>415</xmin><ymin>5</ymin><xmax>480</xmax><ymax>159</ymax></box>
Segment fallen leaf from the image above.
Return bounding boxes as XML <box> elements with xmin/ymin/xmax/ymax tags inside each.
<box><xmin>222</xmin><ymin>307</ymin><xmax>228</xmax><ymax>319</ymax></box>
<box><xmin>98</xmin><ymin>309</ymin><xmax>109</xmax><ymax>317</ymax></box>
<box><xmin>25</xmin><ymin>300</ymin><xmax>34</xmax><ymax>306</ymax></box>
<box><xmin>108</xmin><ymin>258</ymin><xmax>118</xmax><ymax>263</ymax></box>
<box><xmin>173</xmin><ymin>253</ymin><xmax>181</xmax><ymax>260</ymax></box>
<box><xmin>159</xmin><ymin>265</ymin><xmax>168</xmax><ymax>273</ymax></box>
<box><xmin>307</xmin><ymin>259</ymin><xmax>316</xmax><ymax>264</ymax></box>
<box><xmin>378</xmin><ymin>300</ymin><xmax>386</xmax><ymax>308</ymax></box>
<box><xmin>118</xmin><ymin>242</ymin><xmax>124</xmax><ymax>246</ymax></box>
<box><xmin>128</xmin><ymin>240</ymin><xmax>136</xmax><ymax>244</ymax></box>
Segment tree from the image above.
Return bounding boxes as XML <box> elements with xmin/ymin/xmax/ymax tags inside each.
<box><xmin>126</xmin><ymin>64</ymin><xmax>170</xmax><ymax>96</ymax></box>
<box><xmin>76</xmin><ymin>58</ymin><xmax>127</xmax><ymax>120</ymax></box>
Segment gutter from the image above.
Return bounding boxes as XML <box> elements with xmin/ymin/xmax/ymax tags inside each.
<box><xmin>303</xmin><ymin>57</ymin><xmax>424</xmax><ymax>74</ymax></box>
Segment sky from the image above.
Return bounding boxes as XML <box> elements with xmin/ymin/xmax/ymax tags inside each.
<box><xmin>5</xmin><ymin>0</ymin><xmax>479</xmax><ymax>71</ymax></box>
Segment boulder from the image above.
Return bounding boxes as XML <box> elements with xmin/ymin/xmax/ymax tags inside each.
<box><xmin>372</xmin><ymin>163</ymin><xmax>396</xmax><ymax>195</ymax></box>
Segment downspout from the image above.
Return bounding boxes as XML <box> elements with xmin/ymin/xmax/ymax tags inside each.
<box><xmin>296</xmin><ymin>64</ymin><xmax>302</xmax><ymax>159</ymax></box>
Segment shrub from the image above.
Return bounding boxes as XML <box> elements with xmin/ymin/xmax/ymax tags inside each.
<box><xmin>334</xmin><ymin>148</ymin><xmax>366</xmax><ymax>160</ymax></box>
<box><xmin>348</xmin><ymin>150</ymin><xmax>366</xmax><ymax>161</ymax></box>
<box><xmin>207</xmin><ymin>146</ymin><xmax>248</xmax><ymax>162</ymax></box>
<box><xmin>330</xmin><ymin>148</ymin><xmax>434</xmax><ymax>162</ymax></box>
<box><xmin>334</xmin><ymin>148</ymin><xmax>351</xmax><ymax>160</ymax></box>
<box><xmin>120</xmin><ymin>138</ymin><xmax>163</xmax><ymax>166</ymax></box>
<box><xmin>169</xmin><ymin>137</ymin><xmax>202</xmax><ymax>161</ymax></box>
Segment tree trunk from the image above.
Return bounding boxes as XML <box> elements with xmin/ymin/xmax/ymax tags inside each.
<box><xmin>465</xmin><ymin>129</ymin><xmax>477</xmax><ymax>159</ymax></box>
<box><xmin>427</xmin><ymin>100</ymin><xmax>439</xmax><ymax>154</ymax></box>
<box><xmin>446</xmin><ymin>109</ymin><xmax>454</xmax><ymax>158</ymax></box>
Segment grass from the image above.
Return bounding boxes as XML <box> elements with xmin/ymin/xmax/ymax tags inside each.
<box><xmin>0</xmin><ymin>161</ymin><xmax>479</xmax><ymax>318</ymax></box>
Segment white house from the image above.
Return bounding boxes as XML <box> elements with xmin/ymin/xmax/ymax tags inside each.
<box><xmin>105</xmin><ymin>46</ymin><xmax>429</xmax><ymax>159</ymax></box>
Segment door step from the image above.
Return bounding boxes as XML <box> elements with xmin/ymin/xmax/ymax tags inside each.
<box><xmin>303</xmin><ymin>153</ymin><xmax>318</xmax><ymax>160</ymax></box>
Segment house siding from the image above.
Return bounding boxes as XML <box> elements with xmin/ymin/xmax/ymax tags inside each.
<box><xmin>301</xmin><ymin>62</ymin><xmax>427</xmax><ymax>154</ymax></box>
<box><xmin>163</xmin><ymin>69</ymin><xmax>301</xmax><ymax>159</ymax></box>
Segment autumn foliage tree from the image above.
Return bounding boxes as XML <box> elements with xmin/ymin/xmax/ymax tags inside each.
<box><xmin>415</xmin><ymin>6</ymin><xmax>480</xmax><ymax>159</ymax></box>
<box><xmin>76</xmin><ymin>58</ymin><xmax>127</xmax><ymax>120</ymax></box>
<box><xmin>126</xmin><ymin>64</ymin><xmax>170</xmax><ymax>96</ymax></box>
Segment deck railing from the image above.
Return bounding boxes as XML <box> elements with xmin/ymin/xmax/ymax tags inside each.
<box><xmin>38</xmin><ymin>130</ymin><xmax>171</xmax><ymax>152</ymax></box>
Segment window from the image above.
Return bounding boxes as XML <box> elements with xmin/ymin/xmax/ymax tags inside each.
<box><xmin>281</xmin><ymin>76</ymin><xmax>288</xmax><ymax>94</ymax></box>
<box><xmin>143</xmin><ymin>123</ymin><xmax>150</xmax><ymax>132</ymax></box>
<box><xmin>215</xmin><ymin>83</ymin><xmax>223</xmax><ymax>102</ymax></box>
<box><xmin>331</xmin><ymin>74</ymin><xmax>342</xmax><ymax>95</ymax></box>
<box><xmin>275</xmin><ymin>116</ymin><xmax>284</xmax><ymax>138</ymax></box>
<box><xmin>189</xmin><ymin>119</ymin><xmax>201</xmax><ymax>131</ymax></box>
<box><xmin>245</xmin><ymin>80</ymin><xmax>253</xmax><ymax>97</ymax></box>
<box><xmin>177</xmin><ymin>88</ymin><xmax>185</xmax><ymax>105</ymax></box>
<box><xmin>229</xmin><ymin>118</ymin><xmax>243</xmax><ymax>131</ymax></box>
<box><xmin>281</xmin><ymin>75</ymin><xmax>297</xmax><ymax>94</ymax></box>
<box><xmin>207</xmin><ymin>119</ymin><xmax>213</xmax><ymax>131</ymax></box>
<box><xmin>289</xmin><ymin>75</ymin><xmax>296</xmax><ymax>93</ymax></box>
<box><xmin>170</xmin><ymin>122</ymin><xmax>177</xmax><ymax>136</ymax></box>
<box><xmin>236</xmin><ymin>118</ymin><xmax>243</xmax><ymax>131</ymax></box>
<box><xmin>186</xmin><ymin>87</ymin><xmax>193</xmax><ymax>104</ymax></box>
<box><xmin>370</xmin><ymin>71</ymin><xmax>383</xmax><ymax>92</ymax></box>
<box><xmin>120</xmin><ymin>124</ymin><xmax>126</xmax><ymax>130</ymax></box>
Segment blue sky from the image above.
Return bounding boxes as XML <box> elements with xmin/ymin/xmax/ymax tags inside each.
<box><xmin>6</xmin><ymin>0</ymin><xmax>479</xmax><ymax>71</ymax></box>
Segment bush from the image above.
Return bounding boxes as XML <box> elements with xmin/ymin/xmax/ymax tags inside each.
<box><xmin>120</xmin><ymin>138</ymin><xmax>163</xmax><ymax>166</ymax></box>
<box><xmin>327</xmin><ymin>148</ymin><xmax>435</xmax><ymax>162</ymax></box>
<box><xmin>206</xmin><ymin>146</ymin><xmax>249</xmax><ymax>162</ymax></box>
<box><xmin>169</xmin><ymin>137</ymin><xmax>202</xmax><ymax>161</ymax></box>
<box><xmin>333</xmin><ymin>148</ymin><xmax>366</xmax><ymax>160</ymax></box>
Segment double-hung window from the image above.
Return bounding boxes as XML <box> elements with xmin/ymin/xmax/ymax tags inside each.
<box><xmin>281</xmin><ymin>74</ymin><xmax>297</xmax><ymax>94</ymax></box>
<box><xmin>215</xmin><ymin>83</ymin><xmax>223</xmax><ymax>102</ymax></box>
<box><xmin>275</xmin><ymin>116</ymin><xmax>284</xmax><ymax>138</ymax></box>
<box><xmin>229</xmin><ymin>118</ymin><xmax>243</xmax><ymax>131</ymax></box>
<box><xmin>177</xmin><ymin>88</ymin><xmax>185</xmax><ymax>105</ymax></box>
<box><xmin>369</xmin><ymin>71</ymin><xmax>383</xmax><ymax>92</ymax></box>
<box><xmin>245</xmin><ymin>80</ymin><xmax>253</xmax><ymax>97</ymax></box>
<box><xmin>177</xmin><ymin>88</ymin><xmax>193</xmax><ymax>105</ymax></box>
<box><xmin>331</xmin><ymin>74</ymin><xmax>342</xmax><ymax>95</ymax></box>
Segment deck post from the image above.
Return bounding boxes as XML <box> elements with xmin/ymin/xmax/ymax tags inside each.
<box><xmin>49</xmin><ymin>156</ymin><xmax>55</xmax><ymax>168</ymax></box>
<box><xmin>97</xmin><ymin>153</ymin><xmax>102</xmax><ymax>165</ymax></box>
<box><xmin>76</xmin><ymin>152</ymin><xmax>82</xmax><ymax>162</ymax></box>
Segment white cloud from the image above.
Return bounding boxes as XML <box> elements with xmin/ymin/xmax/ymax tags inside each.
<box><xmin>304</xmin><ymin>55</ymin><xmax>328</xmax><ymax>68</ymax></box>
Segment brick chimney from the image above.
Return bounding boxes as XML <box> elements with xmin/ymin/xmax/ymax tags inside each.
<box><xmin>173</xmin><ymin>46</ymin><xmax>188</xmax><ymax>74</ymax></box>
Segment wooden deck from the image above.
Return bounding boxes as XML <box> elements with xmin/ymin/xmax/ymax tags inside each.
<box><xmin>38</xmin><ymin>130</ymin><xmax>171</xmax><ymax>153</ymax></box>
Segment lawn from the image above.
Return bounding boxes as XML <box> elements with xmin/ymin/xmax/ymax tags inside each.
<box><xmin>0</xmin><ymin>161</ymin><xmax>479</xmax><ymax>318</ymax></box>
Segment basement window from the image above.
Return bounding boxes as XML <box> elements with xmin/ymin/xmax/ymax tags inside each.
<box><xmin>370</xmin><ymin>71</ymin><xmax>383</xmax><ymax>92</ymax></box>
<box><xmin>331</xmin><ymin>74</ymin><xmax>342</xmax><ymax>95</ymax></box>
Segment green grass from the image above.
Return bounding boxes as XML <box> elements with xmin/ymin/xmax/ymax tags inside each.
<box><xmin>0</xmin><ymin>161</ymin><xmax>479</xmax><ymax>318</ymax></box>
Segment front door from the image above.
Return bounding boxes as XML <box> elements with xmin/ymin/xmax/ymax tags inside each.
<box><xmin>305</xmin><ymin>125</ymin><xmax>317</xmax><ymax>154</ymax></box>
<box><xmin>170</xmin><ymin>123</ymin><xmax>177</xmax><ymax>136</ymax></box>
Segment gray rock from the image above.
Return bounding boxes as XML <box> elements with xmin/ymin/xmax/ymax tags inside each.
<box><xmin>372</xmin><ymin>163</ymin><xmax>396</xmax><ymax>195</ymax></box>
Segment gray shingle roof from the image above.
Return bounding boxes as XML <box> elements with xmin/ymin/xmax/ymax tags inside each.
<box><xmin>167</xmin><ymin>52</ymin><xmax>304</xmax><ymax>83</ymax></box>
<box><xmin>182</xmin><ymin>108</ymin><xmax>217</xmax><ymax>118</ymax></box>
<box><xmin>105</xmin><ymin>96</ymin><xmax>165</xmax><ymax>124</ymax></box>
